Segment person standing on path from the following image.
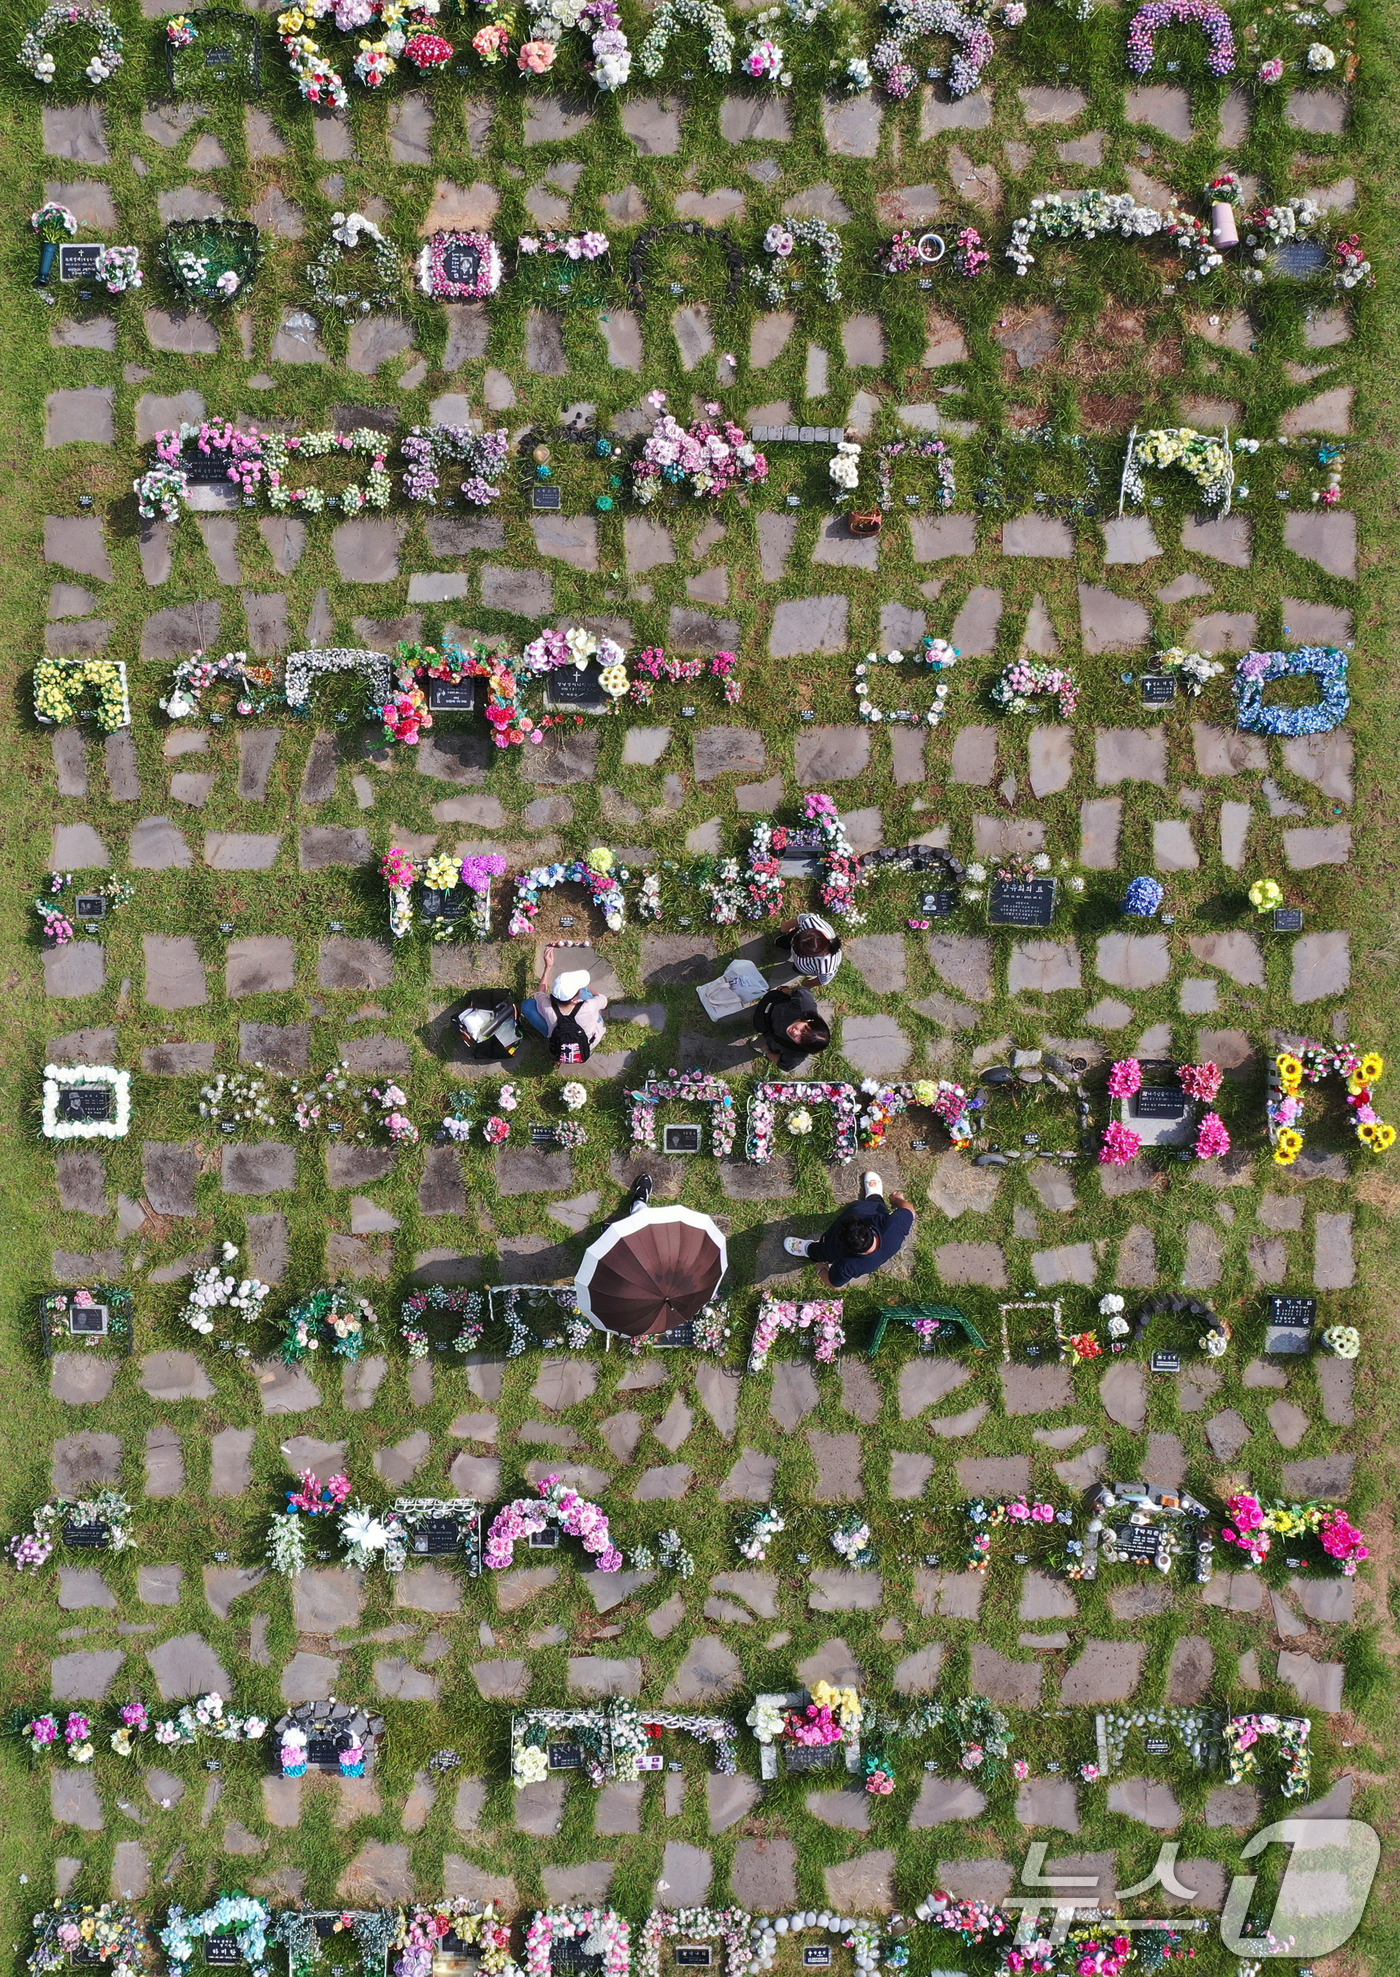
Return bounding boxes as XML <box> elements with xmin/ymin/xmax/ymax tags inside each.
<box><xmin>784</xmin><ymin>1173</ymin><xmax>916</xmax><ymax>1287</ymax></box>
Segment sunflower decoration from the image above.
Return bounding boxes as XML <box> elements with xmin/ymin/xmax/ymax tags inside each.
<box><xmin>1273</xmin><ymin>1127</ymin><xmax>1305</xmax><ymax>1167</ymax></box>
<box><xmin>1276</xmin><ymin>1052</ymin><xmax>1304</xmax><ymax>1094</ymax></box>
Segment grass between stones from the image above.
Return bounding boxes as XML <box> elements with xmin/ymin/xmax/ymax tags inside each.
<box><xmin>2</xmin><ymin>0</ymin><xmax>1400</xmax><ymax>1963</ymax></box>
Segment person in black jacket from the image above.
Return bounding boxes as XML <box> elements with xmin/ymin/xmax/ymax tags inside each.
<box><xmin>752</xmin><ymin>982</ymin><xmax>831</xmax><ymax>1071</ymax></box>
<box><xmin>785</xmin><ymin>1174</ymin><xmax>916</xmax><ymax>1287</ymax></box>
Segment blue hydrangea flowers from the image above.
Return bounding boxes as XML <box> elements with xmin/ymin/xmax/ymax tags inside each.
<box><xmin>1234</xmin><ymin>646</ymin><xmax>1350</xmax><ymax>736</ymax></box>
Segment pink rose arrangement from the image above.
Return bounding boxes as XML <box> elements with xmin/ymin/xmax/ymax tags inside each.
<box><xmin>784</xmin><ymin>1703</ymin><xmax>843</xmax><ymax>1746</ymax></box>
<box><xmin>485</xmin><ymin>1475</ymin><xmax>622</xmax><ymax>1572</ymax></box>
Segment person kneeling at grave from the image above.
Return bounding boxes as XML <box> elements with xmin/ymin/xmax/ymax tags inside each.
<box><xmin>784</xmin><ymin>1172</ymin><xmax>916</xmax><ymax>1287</ymax></box>
<box><xmin>522</xmin><ymin>949</ymin><xmax>609</xmax><ymax>1065</ymax></box>
<box><xmin>751</xmin><ymin>981</ymin><xmax>832</xmax><ymax>1071</ymax></box>
<box><xmin>774</xmin><ymin>911</ymin><xmax>844</xmax><ymax>987</ymax></box>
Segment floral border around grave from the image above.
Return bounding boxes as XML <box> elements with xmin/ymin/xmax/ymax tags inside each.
<box><xmin>964</xmin><ymin>1490</ymin><xmax>1073</xmax><ymax>1574</ymax></box>
<box><xmin>27</xmin><ymin>1903</ymin><xmax>149</xmax><ymax>1977</ymax></box>
<box><xmin>1268</xmin><ymin>1042</ymin><xmax>1392</xmax><ymax>1163</ymax></box>
<box><xmin>1224</xmin><ymin>1712</ymin><xmax>1311</xmax><ymax>1797</ymax></box>
<box><xmin>861</xmin><ymin>1694</ymin><xmax>1014</xmax><ymax>1793</ymax></box>
<box><xmin>629</xmin><ymin>1072</ymin><xmax>738</xmax><ymax>1158</ymax></box>
<box><xmin>1119</xmin><ymin>424</ymin><xmax>1235</xmax><ymax>513</ymax></box>
<box><xmin>8</xmin><ymin>1489</ymin><xmax>135</xmax><ymax>1571</ymax></box>
<box><xmin>40</xmin><ymin>1285</ymin><xmax>132</xmax><ymax>1355</ymax></box>
<box><xmin>401</xmin><ymin>423</ymin><xmax>512</xmax><ymax>505</ymax></box>
<box><xmin>1126</xmin><ymin>0</ymin><xmax>1235</xmax><ymax>76</ymax></box>
<box><xmin>382</xmin><ymin>848</ymin><xmax>507</xmax><ymax>941</ymax></box>
<box><xmin>416</xmin><ymin>229</ymin><xmax>503</xmax><ymax>298</ymax></box>
<box><xmin>37</xmin><ymin>873</ymin><xmax>132</xmax><ymax>948</ymax></box>
<box><xmin>856</xmin><ymin>1077</ymin><xmax>975</xmax><ymax>1150</ymax></box>
<box><xmin>161</xmin><ymin>217</ymin><xmax>262</xmax><ymax>304</ymax></box>
<box><xmin>276</xmin><ymin>1910</ymin><xmax>398</xmax><ymax>1977</ymax></box>
<box><xmin>745</xmin><ymin>1678</ymin><xmax>863</xmax><ymax>1779</ymax></box>
<box><xmin>870</xmin><ymin>0</ymin><xmax>1007</xmax><ymax>100</ymax></box>
<box><xmin>511</xmin><ymin>1703</ymin><xmax>626</xmax><ymax>1786</ymax></box>
<box><xmin>525</xmin><ymin>1914</ymin><xmax>630</xmax><ymax>1977</ymax></box>
<box><xmin>484</xmin><ymin>1474</ymin><xmax>623</xmax><ymax>1572</ymax></box>
<box><xmin>1234</xmin><ymin>646</ymin><xmax>1350</xmax><ymax>735</ymax></box>
<box><xmin>637</xmin><ymin>1910</ymin><xmax>751</xmax><ymax>1977</ymax></box>
<box><xmin>41</xmin><ymin>1063</ymin><xmax>130</xmax><ymax>1140</ymax></box>
<box><xmin>306</xmin><ymin>211</ymin><xmax>402</xmax><ymax>322</ymax></box>
<box><xmin>393</xmin><ymin>1904</ymin><xmax>520</xmax><ymax>1977</ymax></box>
<box><xmin>339</xmin><ymin>1495</ymin><xmax>484</xmax><ymax>1574</ymax></box>
<box><xmin>160</xmin><ymin>650</ymin><xmax>276</xmax><ymax>720</ymax></box>
<box><xmin>630</xmin><ymin>394</ymin><xmax>767</xmax><ymax>505</ymax></box>
<box><xmin>1221</xmin><ymin>1489</ymin><xmax>1369</xmax><ymax>1575</ymax></box>
<box><xmin>508</xmin><ymin>851</ymin><xmax>629</xmax><ymax>935</ymax></box>
<box><xmin>741</xmin><ymin>1915</ymin><xmax>887</xmax><ymax>1977</ymax></box>
<box><xmin>382</xmin><ymin>640</ymin><xmax>538</xmax><ymax>751</ymax></box>
<box><xmin>161</xmin><ymin>1899</ymin><xmax>273</xmax><ymax>1977</ymax></box>
<box><xmin>747</xmin><ymin>1082</ymin><xmax>860</xmax><ymax>1165</ymax></box>
<box><xmin>264</xmin><ymin>428</ymin><xmax>392</xmax><ymax>515</ymax></box>
<box><xmin>1006</xmin><ymin>188</ymin><xmax>1222</xmax><ymax>280</ymax></box>
<box><xmin>750</xmin><ymin>218</ymin><xmax>843</xmax><ymax>306</ymax></box>
<box><xmin>279</xmin><ymin>1285</ymin><xmax>381</xmax><ymax>1363</ymax></box>
<box><xmin>854</xmin><ymin>639</ymin><xmax>958</xmax><ymax>727</ymax></box>
<box><xmin>274</xmin><ymin>1705</ymin><xmax>384</xmax><ymax>1778</ymax></box>
<box><xmin>748</xmin><ymin>1297</ymin><xmax>845</xmax><ymax>1371</ymax></box>
<box><xmin>636</xmin><ymin>0</ymin><xmax>733</xmax><ymax>75</ymax></box>
<box><xmin>34</xmin><ymin>659</ymin><xmax>130</xmax><ymax>732</ymax></box>
<box><xmin>19</xmin><ymin>2</ymin><xmax>124</xmax><ymax>83</ymax></box>
<box><xmin>629</xmin><ymin>646</ymin><xmax>741</xmax><ymax>710</ymax></box>
<box><xmin>284</xmin><ymin>647</ymin><xmax>393</xmax><ymax>711</ymax></box>
<box><xmin>990</xmin><ymin>658</ymin><xmax>1079</xmax><ymax>718</ymax></box>
<box><xmin>165</xmin><ymin>8</ymin><xmax>262</xmax><ymax>92</ymax></box>
<box><xmin>399</xmin><ymin>1285</ymin><xmax>488</xmax><ymax>1357</ymax></box>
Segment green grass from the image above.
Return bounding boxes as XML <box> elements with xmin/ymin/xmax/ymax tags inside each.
<box><xmin>0</xmin><ymin>0</ymin><xmax>1398</xmax><ymax>1966</ymax></box>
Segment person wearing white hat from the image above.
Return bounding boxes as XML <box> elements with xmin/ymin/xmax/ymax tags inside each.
<box><xmin>522</xmin><ymin>944</ymin><xmax>609</xmax><ymax>1064</ymax></box>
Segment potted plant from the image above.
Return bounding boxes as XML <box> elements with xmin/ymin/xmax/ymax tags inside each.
<box><xmin>31</xmin><ymin>201</ymin><xmax>76</xmax><ymax>285</ymax></box>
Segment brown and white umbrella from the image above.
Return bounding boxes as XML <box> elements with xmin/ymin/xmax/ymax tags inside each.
<box><xmin>574</xmin><ymin>1205</ymin><xmax>727</xmax><ymax>1338</ymax></box>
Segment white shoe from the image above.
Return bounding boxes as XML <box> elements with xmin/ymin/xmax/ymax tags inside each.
<box><xmin>861</xmin><ymin>1171</ymin><xmax>885</xmax><ymax>1198</ymax></box>
<box><xmin>784</xmin><ymin>1237</ymin><xmax>815</xmax><ymax>1257</ymax></box>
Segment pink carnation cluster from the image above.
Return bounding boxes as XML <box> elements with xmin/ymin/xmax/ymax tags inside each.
<box><xmin>287</xmin><ymin>1469</ymin><xmax>352</xmax><ymax>1515</ymax></box>
<box><xmin>1106</xmin><ymin>1058</ymin><xmax>1143</xmax><ymax>1099</ymax></box>
<box><xmin>1099</xmin><ymin>1120</ymin><xmax>1142</xmax><ymax>1166</ymax></box>
<box><xmin>1179</xmin><ymin>1060</ymin><xmax>1224</xmax><ymax>1102</ymax></box>
<box><xmin>1195</xmin><ymin>1111</ymin><xmax>1231</xmax><ymax>1159</ymax></box>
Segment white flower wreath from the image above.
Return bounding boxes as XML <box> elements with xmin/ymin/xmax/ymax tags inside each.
<box><xmin>305</xmin><ymin>212</ymin><xmax>402</xmax><ymax>323</ymax></box>
<box><xmin>750</xmin><ymin>218</ymin><xmax>843</xmax><ymax>305</ymax></box>
<box><xmin>20</xmin><ymin>1</ymin><xmax>124</xmax><ymax>83</ymax></box>
<box><xmin>283</xmin><ymin>647</ymin><xmax>394</xmax><ymax>710</ymax></box>
<box><xmin>42</xmin><ymin>1064</ymin><xmax>131</xmax><ymax>1141</ymax></box>
<box><xmin>637</xmin><ymin>0</ymin><xmax>734</xmax><ymax>76</ymax></box>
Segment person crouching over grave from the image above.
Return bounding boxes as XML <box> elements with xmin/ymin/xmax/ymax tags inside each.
<box><xmin>751</xmin><ymin>981</ymin><xmax>832</xmax><ymax>1071</ymax></box>
<box><xmin>784</xmin><ymin>1172</ymin><xmax>916</xmax><ymax>1287</ymax></box>
<box><xmin>774</xmin><ymin>910</ymin><xmax>844</xmax><ymax>987</ymax></box>
<box><xmin>522</xmin><ymin>947</ymin><xmax>609</xmax><ymax>1065</ymax></box>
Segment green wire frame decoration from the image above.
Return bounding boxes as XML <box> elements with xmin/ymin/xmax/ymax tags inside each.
<box><xmin>866</xmin><ymin>1303</ymin><xmax>989</xmax><ymax>1358</ymax></box>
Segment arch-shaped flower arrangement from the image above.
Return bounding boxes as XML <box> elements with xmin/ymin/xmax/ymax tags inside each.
<box><xmin>507</xmin><ymin>853</ymin><xmax>629</xmax><ymax>936</ymax></box>
<box><xmin>306</xmin><ymin>211</ymin><xmax>402</xmax><ymax>323</ymax></box>
<box><xmin>637</xmin><ymin>0</ymin><xmax>734</xmax><ymax>77</ymax></box>
<box><xmin>284</xmin><ymin>647</ymin><xmax>393</xmax><ymax>711</ymax></box>
<box><xmin>485</xmin><ymin>1474</ymin><xmax>623</xmax><ymax>1572</ymax></box>
<box><xmin>162</xmin><ymin>1901</ymin><xmax>273</xmax><ymax>1977</ymax></box>
<box><xmin>1120</xmin><ymin>423</ymin><xmax>1235</xmax><ymax>514</ymax></box>
<box><xmin>1233</xmin><ymin>646</ymin><xmax>1349</xmax><ymax>736</ymax></box>
<box><xmin>870</xmin><ymin>0</ymin><xmax>999</xmax><ymax>99</ymax></box>
<box><xmin>750</xmin><ymin>218</ymin><xmax>843</xmax><ymax>305</ymax></box>
<box><xmin>20</xmin><ymin>3</ymin><xmax>124</xmax><ymax>83</ymax></box>
<box><xmin>1126</xmin><ymin>0</ymin><xmax>1235</xmax><ymax>74</ymax></box>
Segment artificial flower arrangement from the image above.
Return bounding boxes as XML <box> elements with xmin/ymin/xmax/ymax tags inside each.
<box><xmin>284</xmin><ymin>646</ymin><xmax>395</xmax><ymax>714</ymax></box>
<box><xmin>306</xmin><ymin>211</ymin><xmax>402</xmax><ymax>322</ymax></box>
<box><xmin>274</xmin><ymin>1908</ymin><xmax>399</xmax><ymax>1977</ymax></box>
<box><xmin>1126</xmin><ymin>0</ymin><xmax>1234</xmax><ymax>74</ymax></box>
<box><xmin>1234</xmin><ymin>646</ymin><xmax>1349</xmax><ymax>736</ymax></box>
<box><xmin>484</xmin><ymin>1474</ymin><xmax>623</xmax><ymax>1572</ymax></box>
<box><xmin>630</xmin><ymin>393</ymin><xmax>768</xmax><ymax>505</ymax></box>
<box><xmin>499</xmin><ymin>0</ymin><xmax>630</xmax><ymax>89</ymax></box>
<box><xmin>34</xmin><ymin>658</ymin><xmax>130</xmax><ymax>733</ymax></box>
<box><xmin>747</xmin><ymin>1082</ymin><xmax>861</xmax><ymax>1166</ymax></box>
<box><xmin>735</xmin><ymin>1503</ymin><xmax>785</xmax><ymax>1561</ymax></box>
<box><xmin>162</xmin><ymin>1900</ymin><xmax>274</xmax><ymax>1977</ymax></box>
<box><xmin>380</xmin><ymin>845</ymin><xmax>508</xmax><ymax>941</ymax></box>
<box><xmin>382</xmin><ymin>640</ymin><xmax>541</xmax><ymax>751</ymax></box>
<box><xmin>629</xmin><ymin>1072</ymin><xmax>738</xmax><ymax>1157</ymax></box>
<box><xmin>637</xmin><ymin>1909</ymin><xmax>752</xmax><ymax>1977</ymax></box>
<box><xmin>507</xmin><ymin>848</ymin><xmax>630</xmax><ymax>936</ymax></box>
<box><xmin>265</xmin><ymin>1468</ymin><xmax>351</xmax><ymax>1577</ymax></box>
<box><xmin>176</xmin><ymin>1242</ymin><xmax>272</xmax><ymax>1341</ymax></box>
<box><xmin>398</xmin><ymin>1286</ymin><xmax>487</xmax><ymax>1358</ymax></box>
<box><xmin>35</xmin><ymin>873</ymin><xmax>133</xmax><ymax>947</ymax></box>
<box><xmin>393</xmin><ymin>1903</ymin><xmax>519</xmax><ymax>1977</ymax></box>
<box><xmin>401</xmin><ymin>423</ymin><xmax>511</xmax><ymax>506</ymax></box>
<box><xmin>746</xmin><ymin>1677</ymin><xmax>863</xmax><ymax>1778</ymax></box>
<box><xmin>522</xmin><ymin>623</ymin><xmax>629</xmax><ymax>699</ymax></box>
<box><xmin>1322</xmin><ymin>1322</ymin><xmax>1360</xmax><ymax>1359</ymax></box>
<box><xmin>1269</xmin><ymin>1043</ymin><xmax>1392</xmax><ymax>1163</ymax></box>
<box><xmin>524</xmin><ymin>1912</ymin><xmax>629</xmax><ymax>1977</ymax></box>
<box><xmin>870</xmin><ymin>0</ymin><xmax>1008</xmax><ymax>100</ymax></box>
<box><xmin>748</xmin><ymin>1297</ymin><xmax>846</xmax><ymax>1371</ymax></box>
<box><xmin>20</xmin><ymin>3</ymin><xmax>124</xmax><ymax>83</ymax></box>
<box><xmin>1006</xmin><ymin>187</ymin><xmax>1224</xmax><ymax>281</ymax></box>
<box><xmin>854</xmin><ymin>639</ymin><xmax>958</xmax><ymax>727</ymax></box>
<box><xmin>40</xmin><ymin>1284</ymin><xmax>132</xmax><ymax>1352</ymax></box>
<box><xmin>1222</xmin><ymin>1490</ymin><xmax>1370</xmax><ymax>1576</ymax></box>
<box><xmin>161</xmin><ymin>216</ymin><xmax>263</xmax><ymax>304</ymax></box>
<box><xmin>637</xmin><ymin>0</ymin><xmax>731</xmax><ymax>76</ymax></box>
<box><xmin>629</xmin><ymin>645</ymin><xmax>741</xmax><ymax>708</ymax></box>
<box><xmin>274</xmin><ymin>0</ymin><xmax>451</xmax><ymax>107</ymax></box>
<box><xmin>1101</xmin><ymin>1057</ymin><xmax>1231</xmax><ymax>1165</ymax></box>
<box><xmin>856</xmin><ymin>1077</ymin><xmax>977</xmax><ymax>1151</ymax></box>
<box><xmin>277</xmin><ymin>1285</ymin><xmax>381</xmax><ymax>1363</ymax></box>
<box><xmin>1128</xmin><ymin>1291</ymin><xmax>1232</xmax><ymax>1361</ymax></box>
<box><xmin>1146</xmin><ymin>646</ymin><xmax>1226</xmax><ymax>698</ymax></box>
<box><xmin>964</xmin><ymin>1494</ymin><xmax>1071</xmax><ymax>1576</ymax></box>
<box><xmin>1224</xmin><ymin>1712</ymin><xmax>1311</xmax><ymax>1797</ymax></box>
<box><xmin>26</xmin><ymin>1903</ymin><xmax>149</xmax><ymax>1977</ymax></box>
<box><xmin>263</xmin><ymin>427</ymin><xmax>392</xmax><ymax>516</ymax></box>
<box><xmin>831</xmin><ymin>1515</ymin><xmax>876</xmax><ymax>1568</ymax></box>
<box><xmin>513</xmin><ymin>229</ymin><xmax>612</xmax><ymax>307</ymax></box>
<box><xmin>8</xmin><ymin>1490</ymin><xmax>135</xmax><ymax>1570</ymax></box>
<box><xmin>273</xmin><ymin>1705</ymin><xmax>383</xmax><ymax>1784</ymax></box>
<box><xmin>990</xmin><ymin>657</ymin><xmax>1079</xmax><ymax>717</ymax></box>
<box><xmin>743</xmin><ymin>1915</ymin><xmax>888</xmax><ymax>1977</ymax></box>
<box><xmin>861</xmin><ymin>1695</ymin><xmax>1014</xmax><ymax>1794</ymax></box>
<box><xmin>751</xmin><ymin>218</ymin><xmax>843</xmax><ymax>305</ymax></box>
<box><xmin>41</xmin><ymin>1063</ymin><xmax>130</xmax><ymax>1141</ymax></box>
<box><xmin>340</xmin><ymin>1495</ymin><xmax>483</xmax><ymax>1575</ymax></box>
<box><xmin>1120</xmin><ymin>425</ymin><xmax>1235</xmax><ymax>511</ymax></box>
<box><xmin>416</xmin><ymin>229</ymin><xmax>502</xmax><ymax>299</ymax></box>
<box><xmin>510</xmin><ymin>1701</ymin><xmax>637</xmax><ymax>1788</ymax></box>
<box><xmin>160</xmin><ymin>649</ymin><xmax>276</xmax><ymax>720</ymax></box>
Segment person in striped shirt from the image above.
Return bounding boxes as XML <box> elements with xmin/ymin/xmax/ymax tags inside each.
<box><xmin>775</xmin><ymin>911</ymin><xmax>843</xmax><ymax>987</ymax></box>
